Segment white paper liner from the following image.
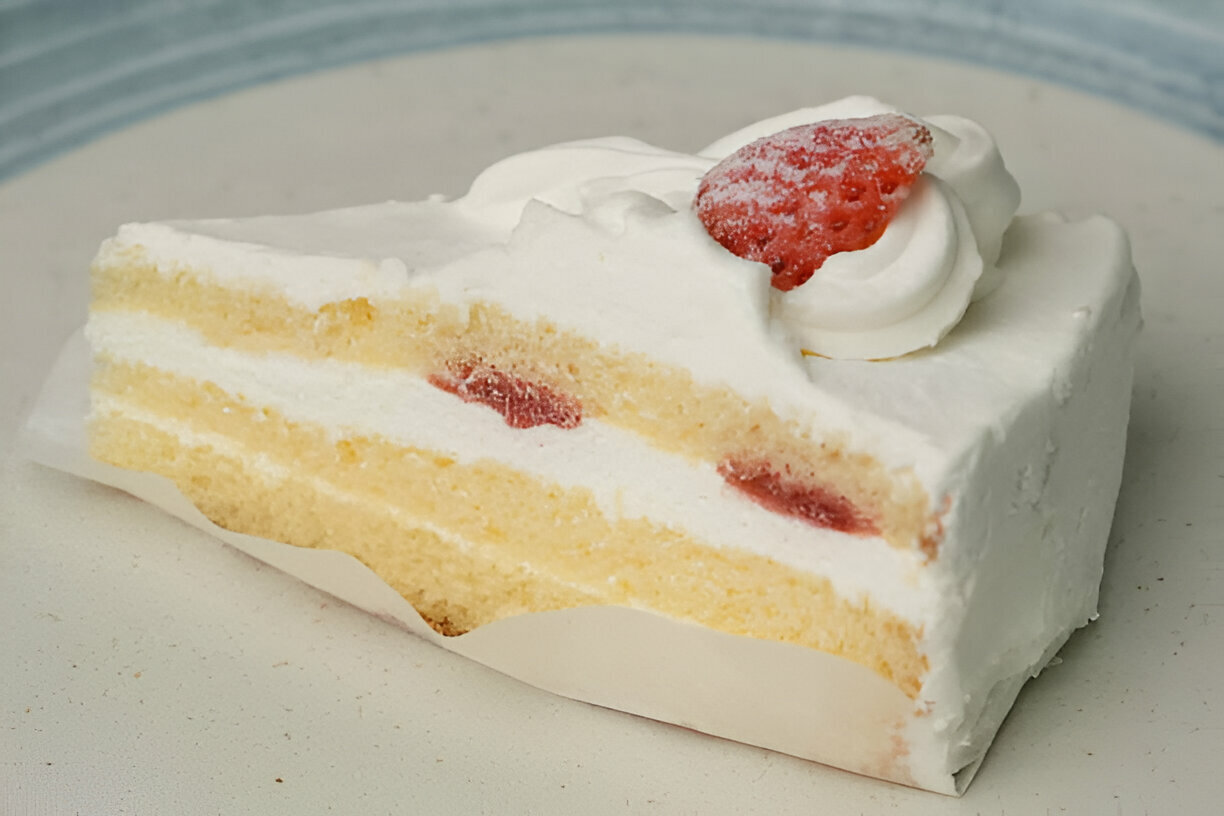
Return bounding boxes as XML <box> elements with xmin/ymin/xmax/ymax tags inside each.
<box><xmin>18</xmin><ymin>330</ymin><xmax>976</xmax><ymax>795</ymax></box>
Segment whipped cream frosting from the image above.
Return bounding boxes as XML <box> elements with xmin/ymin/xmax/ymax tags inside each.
<box><xmin>456</xmin><ymin>95</ymin><xmax>1021</xmax><ymax>360</ymax></box>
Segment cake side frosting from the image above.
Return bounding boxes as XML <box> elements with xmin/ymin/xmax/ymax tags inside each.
<box><xmin>905</xmin><ymin>215</ymin><xmax>1140</xmax><ymax>776</ymax></box>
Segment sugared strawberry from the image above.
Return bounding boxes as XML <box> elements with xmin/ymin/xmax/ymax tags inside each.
<box><xmin>694</xmin><ymin>113</ymin><xmax>933</xmax><ymax>291</ymax></box>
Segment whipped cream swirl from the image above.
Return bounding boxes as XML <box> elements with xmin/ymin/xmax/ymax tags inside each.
<box><xmin>456</xmin><ymin>96</ymin><xmax>1020</xmax><ymax>361</ymax></box>
<box><xmin>701</xmin><ymin>97</ymin><xmax>1020</xmax><ymax>359</ymax></box>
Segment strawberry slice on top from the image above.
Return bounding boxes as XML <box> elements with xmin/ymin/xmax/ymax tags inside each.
<box><xmin>694</xmin><ymin>113</ymin><xmax>934</xmax><ymax>291</ymax></box>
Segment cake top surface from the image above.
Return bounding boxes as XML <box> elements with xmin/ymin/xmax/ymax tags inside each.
<box><xmin>99</xmin><ymin>97</ymin><xmax>1139</xmax><ymax>491</ymax></box>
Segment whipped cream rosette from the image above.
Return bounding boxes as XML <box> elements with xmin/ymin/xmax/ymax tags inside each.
<box><xmin>461</xmin><ymin>96</ymin><xmax>1020</xmax><ymax>361</ymax></box>
<box><xmin>696</xmin><ymin>97</ymin><xmax>1021</xmax><ymax>360</ymax></box>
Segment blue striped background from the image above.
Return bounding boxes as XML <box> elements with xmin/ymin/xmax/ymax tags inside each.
<box><xmin>2</xmin><ymin>0</ymin><xmax>1221</xmax><ymax>182</ymax></box>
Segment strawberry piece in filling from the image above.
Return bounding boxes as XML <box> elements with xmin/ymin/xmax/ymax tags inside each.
<box><xmin>694</xmin><ymin>113</ymin><xmax>933</xmax><ymax>291</ymax></box>
<box><xmin>428</xmin><ymin>359</ymin><xmax>582</xmax><ymax>430</ymax></box>
<box><xmin>718</xmin><ymin>457</ymin><xmax>879</xmax><ymax>536</ymax></box>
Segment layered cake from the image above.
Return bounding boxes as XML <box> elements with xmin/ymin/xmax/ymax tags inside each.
<box><xmin>84</xmin><ymin>97</ymin><xmax>1140</xmax><ymax>791</ymax></box>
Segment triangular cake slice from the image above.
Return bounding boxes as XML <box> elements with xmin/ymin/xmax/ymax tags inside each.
<box><xmin>85</xmin><ymin>97</ymin><xmax>1140</xmax><ymax>792</ymax></box>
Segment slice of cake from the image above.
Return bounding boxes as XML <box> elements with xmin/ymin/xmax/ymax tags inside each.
<box><xmin>84</xmin><ymin>96</ymin><xmax>1140</xmax><ymax>792</ymax></box>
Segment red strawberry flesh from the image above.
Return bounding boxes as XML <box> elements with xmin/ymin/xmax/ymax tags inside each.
<box><xmin>718</xmin><ymin>456</ymin><xmax>879</xmax><ymax>536</ymax></box>
<box><xmin>429</xmin><ymin>359</ymin><xmax>582</xmax><ymax>430</ymax></box>
<box><xmin>695</xmin><ymin>113</ymin><xmax>933</xmax><ymax>291</ymax></box>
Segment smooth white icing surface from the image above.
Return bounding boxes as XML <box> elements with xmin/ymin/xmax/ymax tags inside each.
<box><xmin>88</xmin><ymin>99</ymin><xmax>1141</xmax><ymax>781</ymax></box>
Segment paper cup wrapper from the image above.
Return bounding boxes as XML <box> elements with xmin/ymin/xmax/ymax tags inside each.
<box><xmin>19</xmin><ymin>329</ymin><xmax>982</xmax><ymax>795</ymax></box>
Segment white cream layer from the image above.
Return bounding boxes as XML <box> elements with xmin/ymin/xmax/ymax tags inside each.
<box><xmin>92</xmin><ymin>394</ymin><xmax>660</xmax><ymax>611</ymax></box>
<box><xmin>87</xmin><ymin>309</ymin><xmax>933</xmax><ymax>624</ymax></box>
<box><xmin>94</xmin><ymin>394</ymin><xmax>483</xmax><ymax>556</ymax></box>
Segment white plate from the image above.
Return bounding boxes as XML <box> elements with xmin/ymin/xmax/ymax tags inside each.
<box><xmin>2</xmin><ymin>35</ymin><xmax>1221</xmax><ymax>812</ymax></box>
